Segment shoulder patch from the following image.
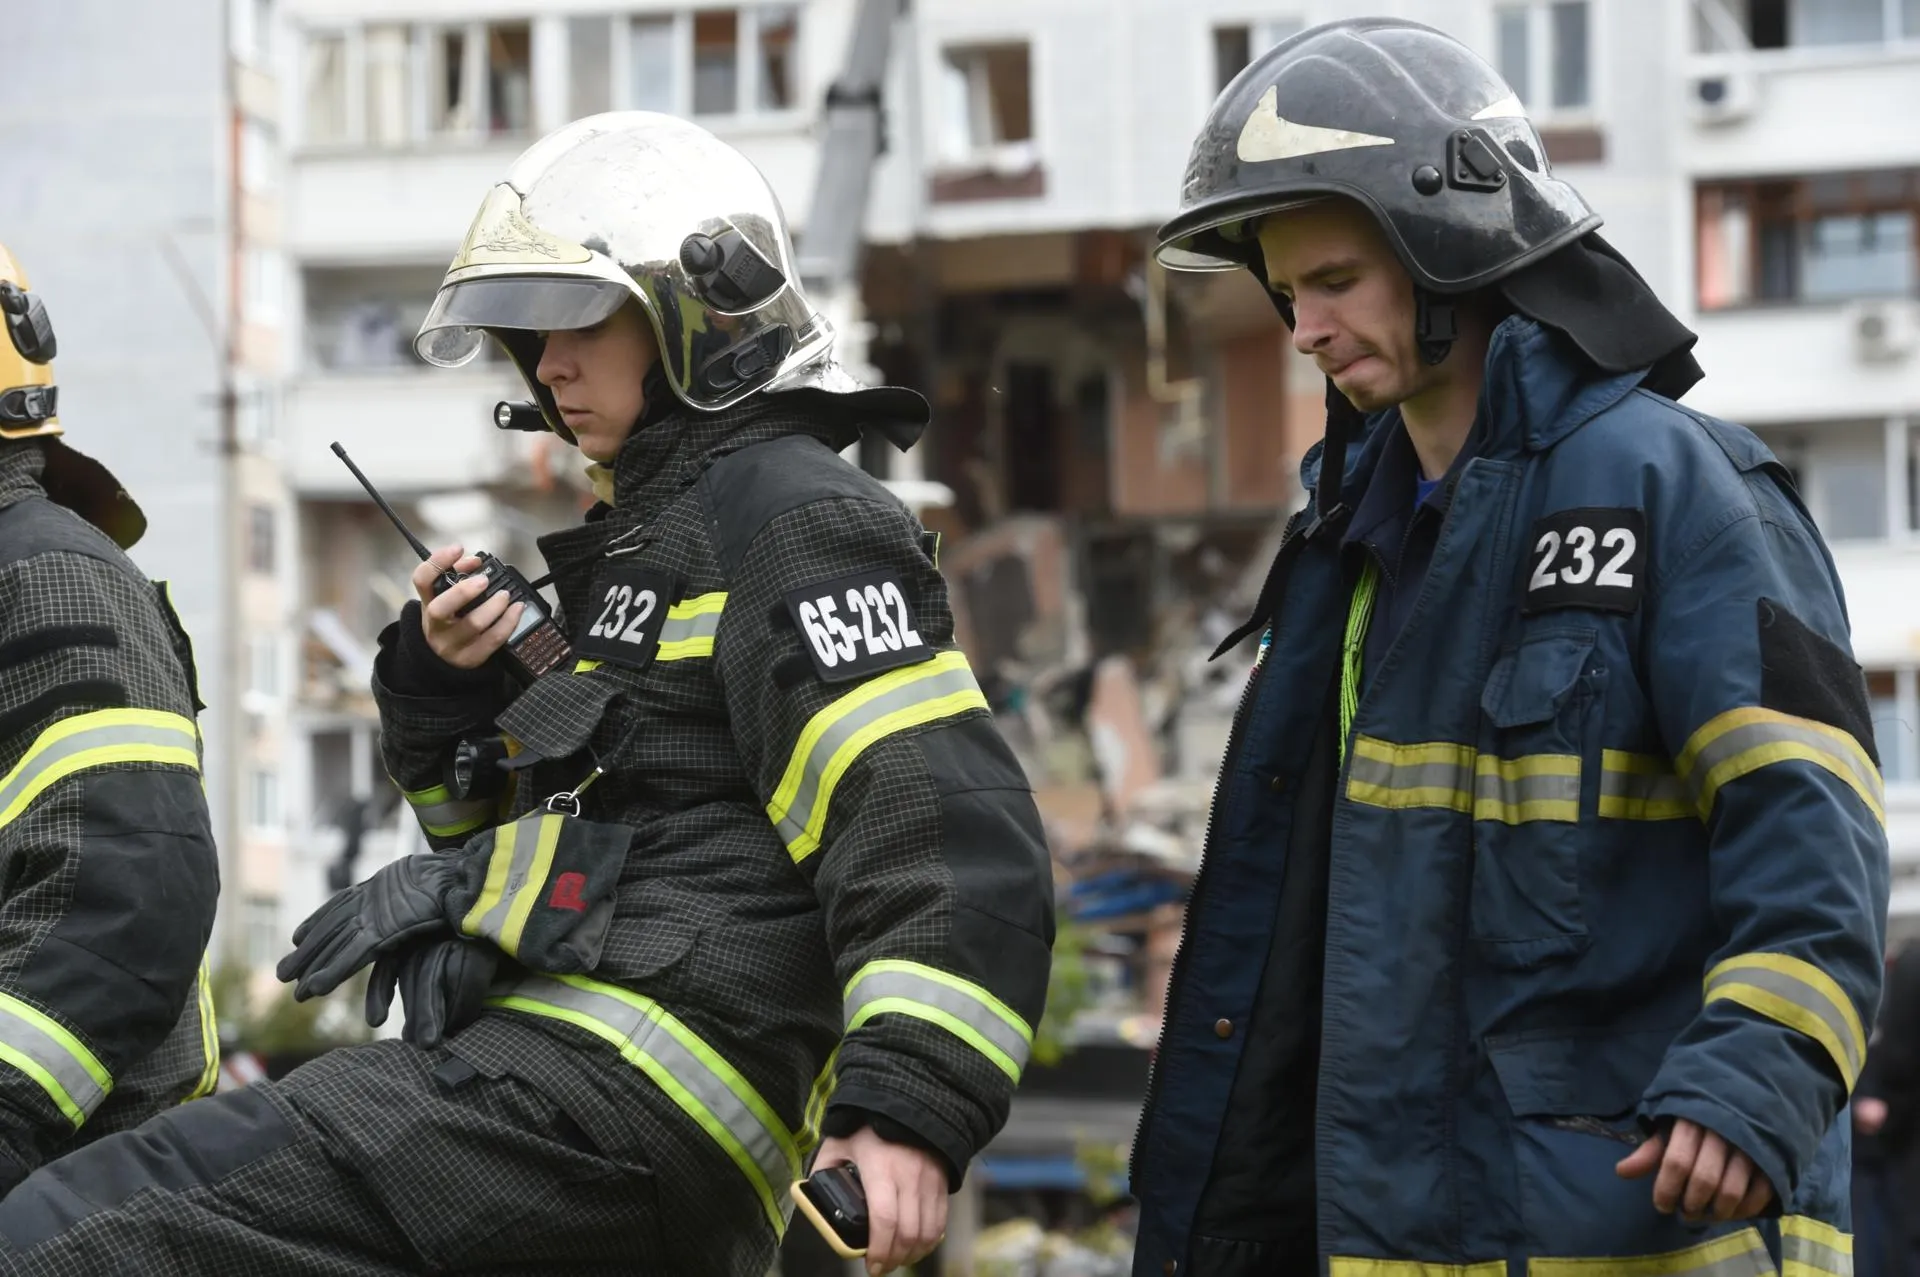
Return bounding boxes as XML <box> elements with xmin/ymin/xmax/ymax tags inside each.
<box><xmin>1522</xmin><ymin>507</ymin><xmax>1646</xmax><ymax>615</ymax></box>
<box><xmin>1758</xmin><ymin>597</ymin><xmax>1877</xmax><ymax>766</ymax></box>
<box><xmin>786</xmin><ymin>567</ymin><xmax>934</xmax><ymax>683</ymax></box>
<box><xmin>697</xmin><ymin>435</ymin><xmax>903</xmax><ymax>580</ymax></box>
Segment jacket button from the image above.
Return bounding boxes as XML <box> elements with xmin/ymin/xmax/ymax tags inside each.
<box><xmin>1268</xmin><ymin>774</ymin><xmax>1285</xmax><ymax>792</ymax></box>
<box><xmin>1163</xmin><ymin>1263</ymin><xmax>1178</xmax><ymax>1276</ymax></box>
<box><xmin>1213</xmin><ymin>1018</ymin><xmax>1234</xmax><ymax>1039</ymax></box>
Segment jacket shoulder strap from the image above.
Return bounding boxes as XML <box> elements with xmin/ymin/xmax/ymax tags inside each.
<box><xmin>0</xmin><ymin>493</ymin><xmax>137</xmax><ymax>576</ymax></box>
<box><xmin>696</xmin><ymin>433</ymin><xmax>906</xmax><ymax>580</ymax></box>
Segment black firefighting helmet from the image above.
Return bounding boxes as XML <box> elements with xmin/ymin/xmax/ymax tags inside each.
<box><xmin>1155</xmin><ymin>17</ymin><xmax>1600</xmax><ymax>295</ymax></box>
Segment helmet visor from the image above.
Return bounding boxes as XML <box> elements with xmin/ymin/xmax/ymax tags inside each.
<box><xmin>414</xmin><ymin>275</ymin><xmax>631</xmax><ymax>367</ymax></box>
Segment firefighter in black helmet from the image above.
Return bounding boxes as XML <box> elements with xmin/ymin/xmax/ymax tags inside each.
<box><xmin>1129</xmin><ymin>17</ymin><xmax>1878</xmax><ymax>1277</ymax></box>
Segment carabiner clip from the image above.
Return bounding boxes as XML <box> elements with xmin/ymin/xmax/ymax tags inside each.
<box><xmin>542</xmin><ymin>763</ymin><xmax>605</xmax><ymax>817</ymax></box>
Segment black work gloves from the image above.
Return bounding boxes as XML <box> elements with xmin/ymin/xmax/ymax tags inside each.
<box><xmin>367</xmin><ymin>937</ymin><xmax>500</xmax><ymax>1048</ymax></box>
<box><xmin>278</xmin><ymin>810</ymin><xmax>631</xmax><ymax>1006</ymax></box>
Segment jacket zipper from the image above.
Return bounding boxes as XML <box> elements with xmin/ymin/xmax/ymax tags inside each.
<box><xmin>1128</xmin><ymin>520</ymin><xmax>1309</xmax><ymax>1189</ymax></box>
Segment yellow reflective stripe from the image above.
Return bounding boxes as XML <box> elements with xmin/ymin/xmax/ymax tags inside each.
<box><xmin>1600</xmin><ymin>750</ymin><xmax>1695</xmax><ymax>821</ymax></box>
<box><xmin>1473</xmin><ymin>752</ymin><xmax>1580</xmax><ymax>823</ymax></box>
<box><xmin>0</xmin><ymin>990</ymin><xmax>112</xmax><ymax>1128</ymax></box>
<box><xmin>1346</xmin><ymin>737</ymin><xmax>1579</xmax><ymax>823</ymax></box>
<box><xmin>486</xmin><ymin>973</ymin><xmax>798</xmax><ymax>1237</ymax></box>
<box><xmin>1678</xmin><ymin>706</ymin><xmax>1883</xmax><ymax>825</ymax></box>
<box><xmin>1331</xmin><ymin>1261</ymin><xmax>1503</xmax><ymax>1277</ymax></box>
<box><xmin>0</xmin><ymin>708</ymin><xmax>199</xmax><ymax>831</ymax></box>
<box><xmin>1704</xmin><ymin>952</ymin><xmax>1867</xmax><ymax>1091</ymax></box>
<box><xmin>573</xmin><ymin>659</ymin><xmax>602</xmax><ymax>674</ymax></box>
<box><xmin>1781</xmin><ymin>1216</ymin><xmax>1852</xmax><ymax>1277</ymax></box>
<box><xmin>188</xmin><ymin>957</ymin><xmax>220</xmax><ymax>1100</ymax></box>
<box><xmin>496</xmin><ymin>814</ymin><xmax>563</xmax><ymax>957</ymax></box>
<box><xmin>1528</xmin><ymin>1226</ymin><xmax>1772</xmax><ymax>1276</ymax></box>
<box><xmin>768</xmin><ymin>651</ymin><xmax>986</xmax><ymax>863</ymax></box>
<box><xmin>844</xmin><ymin>960</ymin><xmax>1034</xmax><ymax>1083</ymax></box>
<box><xmin>402</xmin><ymin>782</ymin><xmax>492</xmax><ymax>839</ymax></box>
<box><xmin>579</xmin><ymin>595</ymin><xmax>725</xmax><ymax>664</ymax></box>
<box><xmin>800</xmin><ymin>1047</ymin><xmax>840</xmax><ymax>1157</ymax></box>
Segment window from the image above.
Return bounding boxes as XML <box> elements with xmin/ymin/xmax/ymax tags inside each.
<box><xmin>569</xmin><ymin>16</ymin><xmax>613</xmax><ymax>118</ymax></box>
<box><xmin>232</xmin><ymin>0</ymin><xmax>274</xmax><ymax>65</ymax></box>
<box><xmin>757</xmin><ymin>6</ymin><xmax>798</xmax><ymax>111</ymax></box>
<box><xmin>243</xmin><ymin>248</ymin><xmax>281</xmax><ymax>325</ymax></box>
<box><xmin>248</xmin><ymin>769</ymin><xmax>282</xmax><ymax>832</ymax></box>
<box><xmin>1493</xmin><ymin>1</ymin><xmax>1589</xmax><ymax>113</ymax></box>
<box><xmin>248</xmin><ymin>633</ymin><xmax>282</xmax><ymax>700</ymax></box>
<box><xmin>629</xmin><ymin>16</ymin><xmax>678</xmax><ymax>113</ymax></box>
<box><xmin>247</xmin><ymin>503</ymin><xmax>276</xmax><ymax>574</ymax></box>
<box><xmin>364</xmin><ymin>24</ymin><xmax>411</xmax><ymax>147</ymax></box>
<box><xmin>240</xmin><ymin>118</ymin><xmax>277</xmax><ymax>194</ymax></box>
<box><xmin>432</xmin><ymin>28</ymin><xmax>473</xmax><ymax>135</ymax></box>
<box><xmin>693</xmin><ymin>11</ymin><xmax>741</xmax><ymax>115</ymax></box>
<box><xmin>1703</xmin><ymin>0</ymin><xmax>1919</xmax><ymax>48</ymax></box>
<box><xmin>1869</xmin><ymin>672</ymin><xmax>1915</xmax><ymax>783</ymax></box>
<box><xmin>1793</xmin><ymin>0</ymin><xmax>1887</xmax><ymax>45</ymax></box>
<box><xmin>1211</xmin><ymin>19</ymin><xmax>1305</xmax><ymax>93</ymax></box>
<box><xmin>303</xmin><ymin>265</ymin><xmax>454</xmax><ymax>370</ymax></box>
<box><xmin>1697</xmin><ymin>171</ymin><xmax>1920</xmax><ymax>309</ymax></box>
<box><xmin>303</xmin><ymin>32</ymin><xmax>349</xmax><ymax>144</ymax></box>
<box><xmin>487</xmin><ymin>23</ymin><xmax>534</xmax><ymax>136</ymax></box>
<box><xmin>938</xmin><ymin>43</ymin><xmax>1034</xmax><ymax>164</ymax></box>
<box><xmin>243</xmin><ymin>894</ymin><xmax>280</xmax><ymax>970</ymax></box>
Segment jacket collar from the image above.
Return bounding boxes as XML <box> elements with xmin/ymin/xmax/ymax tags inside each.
<box><xmin>0</xmin><ymin>440</ymin><xmax>47</xmax><ymax>514</ymax></box>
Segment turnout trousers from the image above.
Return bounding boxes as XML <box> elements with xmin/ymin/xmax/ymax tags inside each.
<box><xmin>0</xmin><ymin>1021</ymin><xmax>776</xmax><ymax>1276</ymax></box>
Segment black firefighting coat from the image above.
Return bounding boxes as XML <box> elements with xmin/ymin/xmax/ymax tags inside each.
<box><xmin>0</xmin><ymin>441</ymin><xmax>219</xmax><ymax>1191</ymax></box>
<box><xmin>372</xmin><ymin>389</ymin><xmax>1054</xmax><ymax>1256</ymax></box>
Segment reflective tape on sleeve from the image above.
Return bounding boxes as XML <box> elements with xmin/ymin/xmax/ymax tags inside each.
<box><xmin>0</xmin><ymin>990</ymin><xmax>111</xmax><ymax>1128</ymax></box>
<box><xmin>767</xmin><ymin>651</ymin><xmax>988</xmax><ymax>863</ymax></box>
<box><xmin>1781</xmin><ymin>1216</ymin><xmax>1853</xmax><ymax>1277</ymax></box>
<box><xmin>1704</xmin><ymin>952</ymin><xmax>1868</xmax><ymax>1092</ymax></box>
<box><xmin>1678</xmin><ymin>707</ymin><xmax>1883</xmax><ymax>825</ymax></box>
<box><xmin>657</xmin><ymin>592</ymin><xmax>726</xmax><ymax>661</ymax></box>
<box><xmin>486</xmin><ymin>973</ymin><xmax>798</xmax><ymax>1237</ymax></box>
<box><xmin>188</xmin><ymin>956</ymin><xmax>220</xmax><ymax>1101</ymax></box>
<box><xmin>0</xmin><ymin>708</ymin><xmax>199</xmax><ymax>832</ymax></box>
<box><xmin>402</xmin><ymin>782</ymin><xmax>493</xmax><ymax>839</ymax></box>
<box><xmin>844</xmin><ymin>960</ymin><xmax>1034</xmax><ymax>1083</ymax></box>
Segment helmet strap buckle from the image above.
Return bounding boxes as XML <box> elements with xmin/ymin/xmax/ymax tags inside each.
<box><xmin>1415</xmin><ymin>289</ymin><xmax>1457</xmax><ymax>366</ymax></box>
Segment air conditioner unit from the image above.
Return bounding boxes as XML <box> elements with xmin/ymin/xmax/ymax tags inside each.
<box><xmin>1847</xmin><ymin>299</ymin><xmax>1920</xmax><ymax>364</ymax></box>
<box><xmin>1688</xmin><ymin>68</ymin><xmax>1757</xmax><ymax>126</ymax></box>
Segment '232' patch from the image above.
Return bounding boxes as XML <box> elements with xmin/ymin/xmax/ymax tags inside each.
<box><xmin>1523</xmin><ymin>507</ymin><xmax>1647</xmax><ymax>614</ymax></box>
<box><xmin>785</xmin><ymin>568</ymin><xmax>933</xmax><ymax>683</ymax></box>
<box><xmin>574</xmin><ymin>563</ymin><xmax>677</xmax><ymax>668</ymax></box>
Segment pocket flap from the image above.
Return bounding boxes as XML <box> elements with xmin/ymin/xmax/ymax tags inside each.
<box><xmin>494</xmin><ymin>672</ymin><xmax>620</xmax><ymax>763</ymax></box>
<box><xmin>1486</xmin><ymin>1023</ymin><xmax>1681</xmax><ymax>1118</ymax></box>
<box><xmin>1481</xmin><ymin>630</ymin><xmax>1597</xmax><ymax>729</ymax></box>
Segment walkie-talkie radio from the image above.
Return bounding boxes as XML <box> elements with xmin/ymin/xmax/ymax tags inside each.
<box><xmin>330</xmin><ymin>442</ymin><xmax>573</xmax><ymax>685</ymax></box>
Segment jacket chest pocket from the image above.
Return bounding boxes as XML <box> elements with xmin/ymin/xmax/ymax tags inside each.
<box><xmin>1470</xmin><ymin>628</ymin><xmax>1603</xmax><ymax>968</ymax></box>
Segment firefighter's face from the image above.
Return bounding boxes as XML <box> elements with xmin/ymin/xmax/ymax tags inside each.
<box><xmin>536</xmin><ymin>302</ymin><xmax>660</xmax><ymax>462</ymax></box>
<box><xmin>1256</xmin><ymin>200</ymin><xmax>1437</xmax><ymax>414</ymax></box>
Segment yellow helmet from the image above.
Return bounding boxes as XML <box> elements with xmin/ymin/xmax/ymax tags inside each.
<box><xmin>0</xmin><ymin>240</ymin><xmax>60</xmax><ymax>440</ymax></box>
<box><xmin>0</xmin><ymin>240</ymin><xmax>144</xmax><ymax>548</ymax></box>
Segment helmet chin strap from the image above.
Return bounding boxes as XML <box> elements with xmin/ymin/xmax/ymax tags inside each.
<box><xmin>1415</xmin><ymin>288</ymin><xmax>1457</xmax><ymax>366</ymax></box>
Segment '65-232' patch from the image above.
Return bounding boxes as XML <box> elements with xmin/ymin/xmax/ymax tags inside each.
<box><xmin>785</xmin><ymin>568</ymin><xmax>933</xmax><ymax>683</ymax></box>
<box><xmin>1523</xmin><ymin>507</ymin><xmax>1647</xmax><ymax>615</ymax></box>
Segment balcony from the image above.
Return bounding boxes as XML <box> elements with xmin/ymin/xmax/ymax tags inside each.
<box><xmin>1680</xmin><ymin>44</ymin><xmax>1920</xmax><ymax>177</ymax></box>
<box><xmin>281</xmin><ymin>367</ymin><xmax>538</xmax><ymax>495</ymax></box>
<box><xmin>1685</xmin><ymin>301</ymin><xmax>1920</xmax><ymax>425</ymax></box>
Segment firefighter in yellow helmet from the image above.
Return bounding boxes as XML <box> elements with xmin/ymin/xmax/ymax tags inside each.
<box><xmin>0</xmin><ymin>242</ymin><xmax>219</xmax><ymax>1190</ymax></box>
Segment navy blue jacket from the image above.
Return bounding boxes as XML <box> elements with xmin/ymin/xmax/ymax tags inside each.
<box><xmin>1131</xmin><ymin>318</ymin><xmax>1888</xmax><ymax>1275</ymax></box>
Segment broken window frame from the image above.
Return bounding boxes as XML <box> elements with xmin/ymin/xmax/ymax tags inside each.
<box><xmin>933</xmin><ymin>39</ymin><xmax>1038</xmax><ymax>171</ymax></box>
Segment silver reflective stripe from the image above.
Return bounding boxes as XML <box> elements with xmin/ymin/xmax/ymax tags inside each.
<box><xmin>1783</xmin><ymin>1234</ymin><xmax>1853</xmax><ymax>1276</ymax></box>
<box><xmin>1600</xmin><ymin>760</ymin><xmax>1692</xmax><ymax>810</ymax></box>
<box><xmin>772</xmin><ymin>660</ymin><xmax>983</xmax><ymax>849</ymax></box>
<box><xmin>489</xmin><ymin>974</ymin><xmax>796</xmax><ymax>1235</ymax></box>
<box><xmin>658</xmin><ymin>609</ymin><xmax>723</xmax><ymax>647</ymax></box>
<box><xmin>461</xmin><ymin>816</ymin><xmax>544</xmax><ymax>948</ymax></box>
<box><xmin>1347</xmin><ymin>753</ymin><xmax>1472</xmax><ymax>796</ymax></box>
<box><xmin>1532</xmin><ymin>1227</ymin><xmax>1773</xmax><ymax>1277</ymax></box>
<box><xmin>1705</xmin><ymin>962</ymin><xmax>1864</xmax><ymax>1085</ymax></box>
<box><xmin>0</xmin><ymin>713</ymin><xmax>199</xmax><ymax>830</ymax></box>
<box><xmin>0</xmin><ymin>992</ymin><xmax>109</xmax><ymax>1128</ymax></box>
<box><xmin>845</xmin><ymin>963</ymin><xmax>1032</xmax><ymax>1081</ymax></box>
<box><xmin>1688</xmin><ymin>717</ymin><xmax>1883</xmax><ymax>812</ymax></box>
<box><xmin>1472</xmin><ymin>765</ymin><xmax>1580</xmax><ymax>820</ymax></box>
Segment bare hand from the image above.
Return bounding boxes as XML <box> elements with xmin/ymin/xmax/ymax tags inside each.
<box><xmin>413</xmin><ymin>545</ymin><xmax>522</xmax><ymax>670</ymax></box>
<box><xmin>1616</xmin><ymin>1118</ymin><xmax>1774</xmax><ymax>1221</ymax></box>
<box><xmin>812</xmin><ymin>1127</ymin><xmax>948</xmax><ymax>1276</ymax></box>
